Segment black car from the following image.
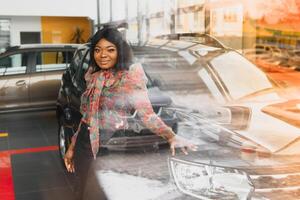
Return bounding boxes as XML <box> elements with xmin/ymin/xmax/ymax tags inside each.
<box><xmin>56</xmin><ymin>44</ymin><xmax>178</xmax><ymax>160</ymax></box>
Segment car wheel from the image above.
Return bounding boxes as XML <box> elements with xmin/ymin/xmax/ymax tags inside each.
<box><xmin>58</xmin><ymin>118</ymin><xmax>73</xmax><ymax>168</ymax></box>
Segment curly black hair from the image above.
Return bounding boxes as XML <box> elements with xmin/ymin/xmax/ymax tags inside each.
<box><xmin>89</xmin><ymin>27</ymin><xmax>133</xmax><ymax>72</ymax></box>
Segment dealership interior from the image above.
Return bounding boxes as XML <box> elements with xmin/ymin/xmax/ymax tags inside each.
<box><xmin>2</xmin><ymin>0</ymin><xmax>300</xmax><ymax>200</ymax></box>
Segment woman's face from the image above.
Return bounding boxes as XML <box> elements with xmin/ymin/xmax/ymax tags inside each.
<box><xmin>94</xmin><ymin>38</ymin><xmax>118</xmax><ymax>69</ymax></box>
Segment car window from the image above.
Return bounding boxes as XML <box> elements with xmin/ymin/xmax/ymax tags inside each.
<box><xmin>198</xmin><ymin>68</ymin><xmax>226</xmax><ymax>103</ymax></box>
<box><xmin>137</xmin><ymin>49</ymin><xmax>211</xmax><ymax>92</ymax></box>
<box><xmin>72</xmin><ymin>48</ymin><xmax>89</xmax><ymax>93</ymax></box>
<box><xmin>80</xmin><ymin>50</ymin><xmax>90</xmax><ymax>76</ymax></box>
<box><xmin>209</xmin><ymin>51</ymin><xmax>274</xmax><ymax>100</ymax></box>
<box><xmin>35</xmin><ymin>50</ymin><xmax>73</xmax><ymax>72</ymax></box>
<box><xmin>134</xmin><ymin>47</ymin><xmax>197</xmax><ymax>70</ymax></box>
<box><xmin>70</xmin><ymin>48</ymin><xmax>88</xmax><ymax>76</ymax></box>
<box><xmin>0</xmin><ymin>53</ymin><xmax>27</xmax><ymax>76</ymax></box>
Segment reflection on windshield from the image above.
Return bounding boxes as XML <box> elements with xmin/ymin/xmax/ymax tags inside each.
<box><xmin>210</xmin><ymin>51</ymin><xmax>273</xmax><ymax>100</ymax></box>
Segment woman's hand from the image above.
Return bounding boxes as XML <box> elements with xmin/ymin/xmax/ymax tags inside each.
<box><xmin>168</xmin><ymin>135</ymin><xmax>198</xmax><ymax>156</ymax></box>
<box><xmin>64</xmin><ymin>144</ymin><xmax>75</xmax><ymax>173</ymax></box>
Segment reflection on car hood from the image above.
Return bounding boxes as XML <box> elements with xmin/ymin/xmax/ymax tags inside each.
<box><xmin>261</xmin><ymin>99</ymin><xmax>300</xmax><ymax>129</ymax></box>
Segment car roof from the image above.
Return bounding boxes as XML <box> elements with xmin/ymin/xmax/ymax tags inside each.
<box><xmin>3</xmin><ymin>43</ymin><xmax>80</xmax><ymax>53</ymax></box>
<box><xmin>0</xmin><ymin>43</ymin><xmax>82</xmax><ymax>57</ymax></box>
<box><xmin>155</xmin><ymin>33</ymin><xmax>226</xmax><ymax>48</ymax></box>
<box><xmin>76</xmin><ymin>43</ymin><xmax>90</xmax><ymax>50</ymax></box>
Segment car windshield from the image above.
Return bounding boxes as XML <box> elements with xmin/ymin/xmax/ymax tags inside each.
<box><xmin>209</xmin><ymin>51</ymin><xmax>274</xmax><ymax>100</ymax></box>
<box><xmin>136</xmin><ymin>47</ymin><xmax>212</xmax><ymax>91</ymax></box>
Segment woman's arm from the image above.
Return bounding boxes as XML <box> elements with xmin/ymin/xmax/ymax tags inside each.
<box><xmin>128</xmin><ymin>64</ymin><xmax>175</xmax><ymax>140</ymax></box>
<box><xmin>70</xmin><ymin>121</ymin><xmax>83</xmax><ymax>147</ymax></box>
<box><xmin>127</xmin><ymin>64</ymin><xmax>197</xmax><ymax>155</ymax></box>
<box><xmin>65</xmin><ymin>66</ymin><xmax>94</xmax><ymax>173</ymax></box>
<box><xmin>69</xmin><ymin>66</ymin><xmax>93</xmax><ymax>148</ymax></box>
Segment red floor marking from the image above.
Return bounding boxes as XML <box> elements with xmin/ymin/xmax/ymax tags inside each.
<box><xmin>0</xmin><ymin>146</ymin><xmax>59</xmax><ymax>200</ymax></box>
<box><xmin>3</xmin><ymin>145</ymin><xmax>59</xmax><ymax>155</ymax></box>
<box><xmin>0</xmin><ymin>153</ymin><xmax>14</xmax><ymax>200</ymax></box>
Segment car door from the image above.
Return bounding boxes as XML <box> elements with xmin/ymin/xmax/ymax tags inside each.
<box><xmin>69</xmin><ymin>48</ymin><xmax>89</xmax><ymax>117</ymax></box>
<box><xmin>29</xmin><ymin>49</ymin><xmax>74</xmax><ymax>108</ymax></box>
<box><xmin>0</xmin><ymin>51</ymin><xmax>32</xmax><ymax>111</ymax></box>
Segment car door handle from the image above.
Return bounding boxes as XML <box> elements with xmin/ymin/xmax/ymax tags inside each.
<box><xmin>16</xmin><ymin>80</ymin><xmax>26</xmax><ymax>86</ymax></box>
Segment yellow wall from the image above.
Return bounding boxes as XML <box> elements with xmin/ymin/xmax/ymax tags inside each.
<box><xmin>41</xmin><ymin>16</ymin><xmax>92</xmax><ymax>44</ymax></box>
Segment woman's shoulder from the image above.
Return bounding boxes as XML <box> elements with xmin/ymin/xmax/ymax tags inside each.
<box><xmin>128</xmin><ymin>63</ymin><xmax>143</xmax><ymax>73</ymax></box>
<box><xmin>128</xmin><ymin>63</ymin><xmax>147</xmax><ymax>79</ymax></box>
<box><xmin>124</xmin><ymin>63</ymin><xmax>147</xmax><ymax>86</ymax></box>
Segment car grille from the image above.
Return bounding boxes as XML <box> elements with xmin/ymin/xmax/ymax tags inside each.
<box><xmin>152</xmin><ymin>106</ymin><xmax>160</xmax><ymax>114</ymax></box>
<box><xmin>112</xmin><ymin>129</ymin><xmax>156</xmax><ymax>137</ymax></box>
<box><xmin>127</xmin><ymin>106</ymin><xmax>175</xmax><ymax>119</ymax></box>
<box><xmin>103</xmin><ymin>135</ymin><xmax>167</xmax><ymax>150</ymax></box>
<box><xmin>100</xmin><ymin>106</ymin><xmax>177</xmax><ymax>150</ymax></box>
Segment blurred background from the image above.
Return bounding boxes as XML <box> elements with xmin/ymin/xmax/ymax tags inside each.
<box><xmin>2</xmin><ymin>0</ymin><xmax>300</xmax><ymax>76</ymax></box>
<box><xmin>2</xmin><ymin>1</ymin><xmax>300</xmax><ymax>200</ymax></box>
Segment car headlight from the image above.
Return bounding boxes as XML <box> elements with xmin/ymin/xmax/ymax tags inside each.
<box><xmin>169</xmin><ymin>158</ymin><xmax>254</xmax><ymax>199</ymax></box>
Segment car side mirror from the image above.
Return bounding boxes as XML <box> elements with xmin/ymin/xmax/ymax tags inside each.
<box><xmin>220</xmin><ymin>106</ymin><xmax>251</xmax><ymax>130</ymax></box>
<box><xmin>199</xmin><ymin>105</ymin><xmax>250</xmax><ymax>130</ymax></box>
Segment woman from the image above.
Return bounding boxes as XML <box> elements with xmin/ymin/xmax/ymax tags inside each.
<box><xmin>64</xmin><ymin>27</ymin><xmax>197</xmax><ymax>199</ymax></box>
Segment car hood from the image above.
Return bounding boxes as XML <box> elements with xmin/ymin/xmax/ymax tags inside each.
<box><xmin>167</xmin><ymin>90</ymin><xmax>300</xmax><ymax>155</ymax></box>
<box><xmin>232</xmin><ymin>94</ymin><xmax>300</xmax><ymax>155</ymax></box>
<box><xmin>147</xmin><ymin>87</ymin><xmax>172</xmax><ymax>106</ymax></box>
<box><xmin>173</xmin><ymin>108</ymin><xmax>300</xmax><ymax>167</ymax></box>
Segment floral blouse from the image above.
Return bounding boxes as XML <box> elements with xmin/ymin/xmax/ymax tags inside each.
<box><xmin>74</xmin><ymin>63</ymin><xmax>175</xmax><ymax>158</ymax></box>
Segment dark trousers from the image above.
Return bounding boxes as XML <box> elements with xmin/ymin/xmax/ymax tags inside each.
<box><xmin>73</xmin><ymin>123</ymin><xmax>108</xmax><ymax>200</ymax></box>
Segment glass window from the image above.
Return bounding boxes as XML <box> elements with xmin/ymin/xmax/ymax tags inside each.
<box><xmin>127</xmin><ymin>0</ymin><xmax>138</xmax><ymax>19</ymax></box>
<box><xmin>35</xmin><ymin>51</ymin><xmax>72</xmax><ymax>72</ymax></box>
<box><xmin>100</xmin><ymin>0</ymin><xmax>111</xmax><ymax>23</ymax></box>
<box><xmin>0</xmin><ymin>53</ymin><xmax>27</xmax><ymax>76</ymax></box>
<box><xmin>78</xmin><ymin>50</ymin><xmax>90</xmax><ymax>79</ymax></box>
<box><xmin>210</xmin><ymin>51</ymin><xmax>274</xmax><ymax>100</ymax></box>
<box><xmin>136</xmin><ymin>47</ymin><xmax>210</xmax><ymax>93</ymax></box>
<box><xmin>198</xmin><ymin>68</ymin><xmax>225</xmax><ymax>103</ymax></box>
<box><xmin>148</xmin><ymin>0</ymin><xmax>163</xmax><ymax>14</ymax></box>
<box><xmin>70</xmin><ymin>49</ymin><xmax>87</xmax><ymax>75</ymax></box>
<box><xmin>73</xmin><ymin>49</ymin><xmax>90</xmax><ymax>93</ymax></box>
<box><xmin>112</xmin><ymin>0</ymin><xmax>126</xmax><ymax>21</ymax></box>
<box><xmin>0</xmin><ymin>19</ymin><xmax>10</xmax><ymax>51</ymax></box>
<box><xmin>72</xmin><ymin>49</ymin><xmax>89</xmax><ymax>80</ymax></box>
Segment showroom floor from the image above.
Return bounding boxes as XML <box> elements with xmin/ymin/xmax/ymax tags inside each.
<box><xmin>0</xmin><ymin>110</ymin><xmax>76</xmax><ymax>200</ymax></box>
<box><xmin>0</xmin><ymin>110</ymin><xmax>187</xmax><ymax>200</ymax></box>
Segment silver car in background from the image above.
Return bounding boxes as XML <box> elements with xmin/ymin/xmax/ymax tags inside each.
<box><xmin>0</xmin><ymin>44</ymin><xmax>79</xmax><ymax>112</ymax></box>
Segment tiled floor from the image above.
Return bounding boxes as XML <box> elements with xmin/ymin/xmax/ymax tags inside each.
<box><xmin>0</xmin><ymin>110</ymin><xmax>189</xmax><ymax>200</ymax></box>
<box><xmin>0</xmin><ymin>110</ymin><xmax>175</xmax><ymax>200</ymax></box>
<box><xmin>0</xmin><ymin>110</ymin><xmax>76</xmax><ymax>200</ymax></box>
